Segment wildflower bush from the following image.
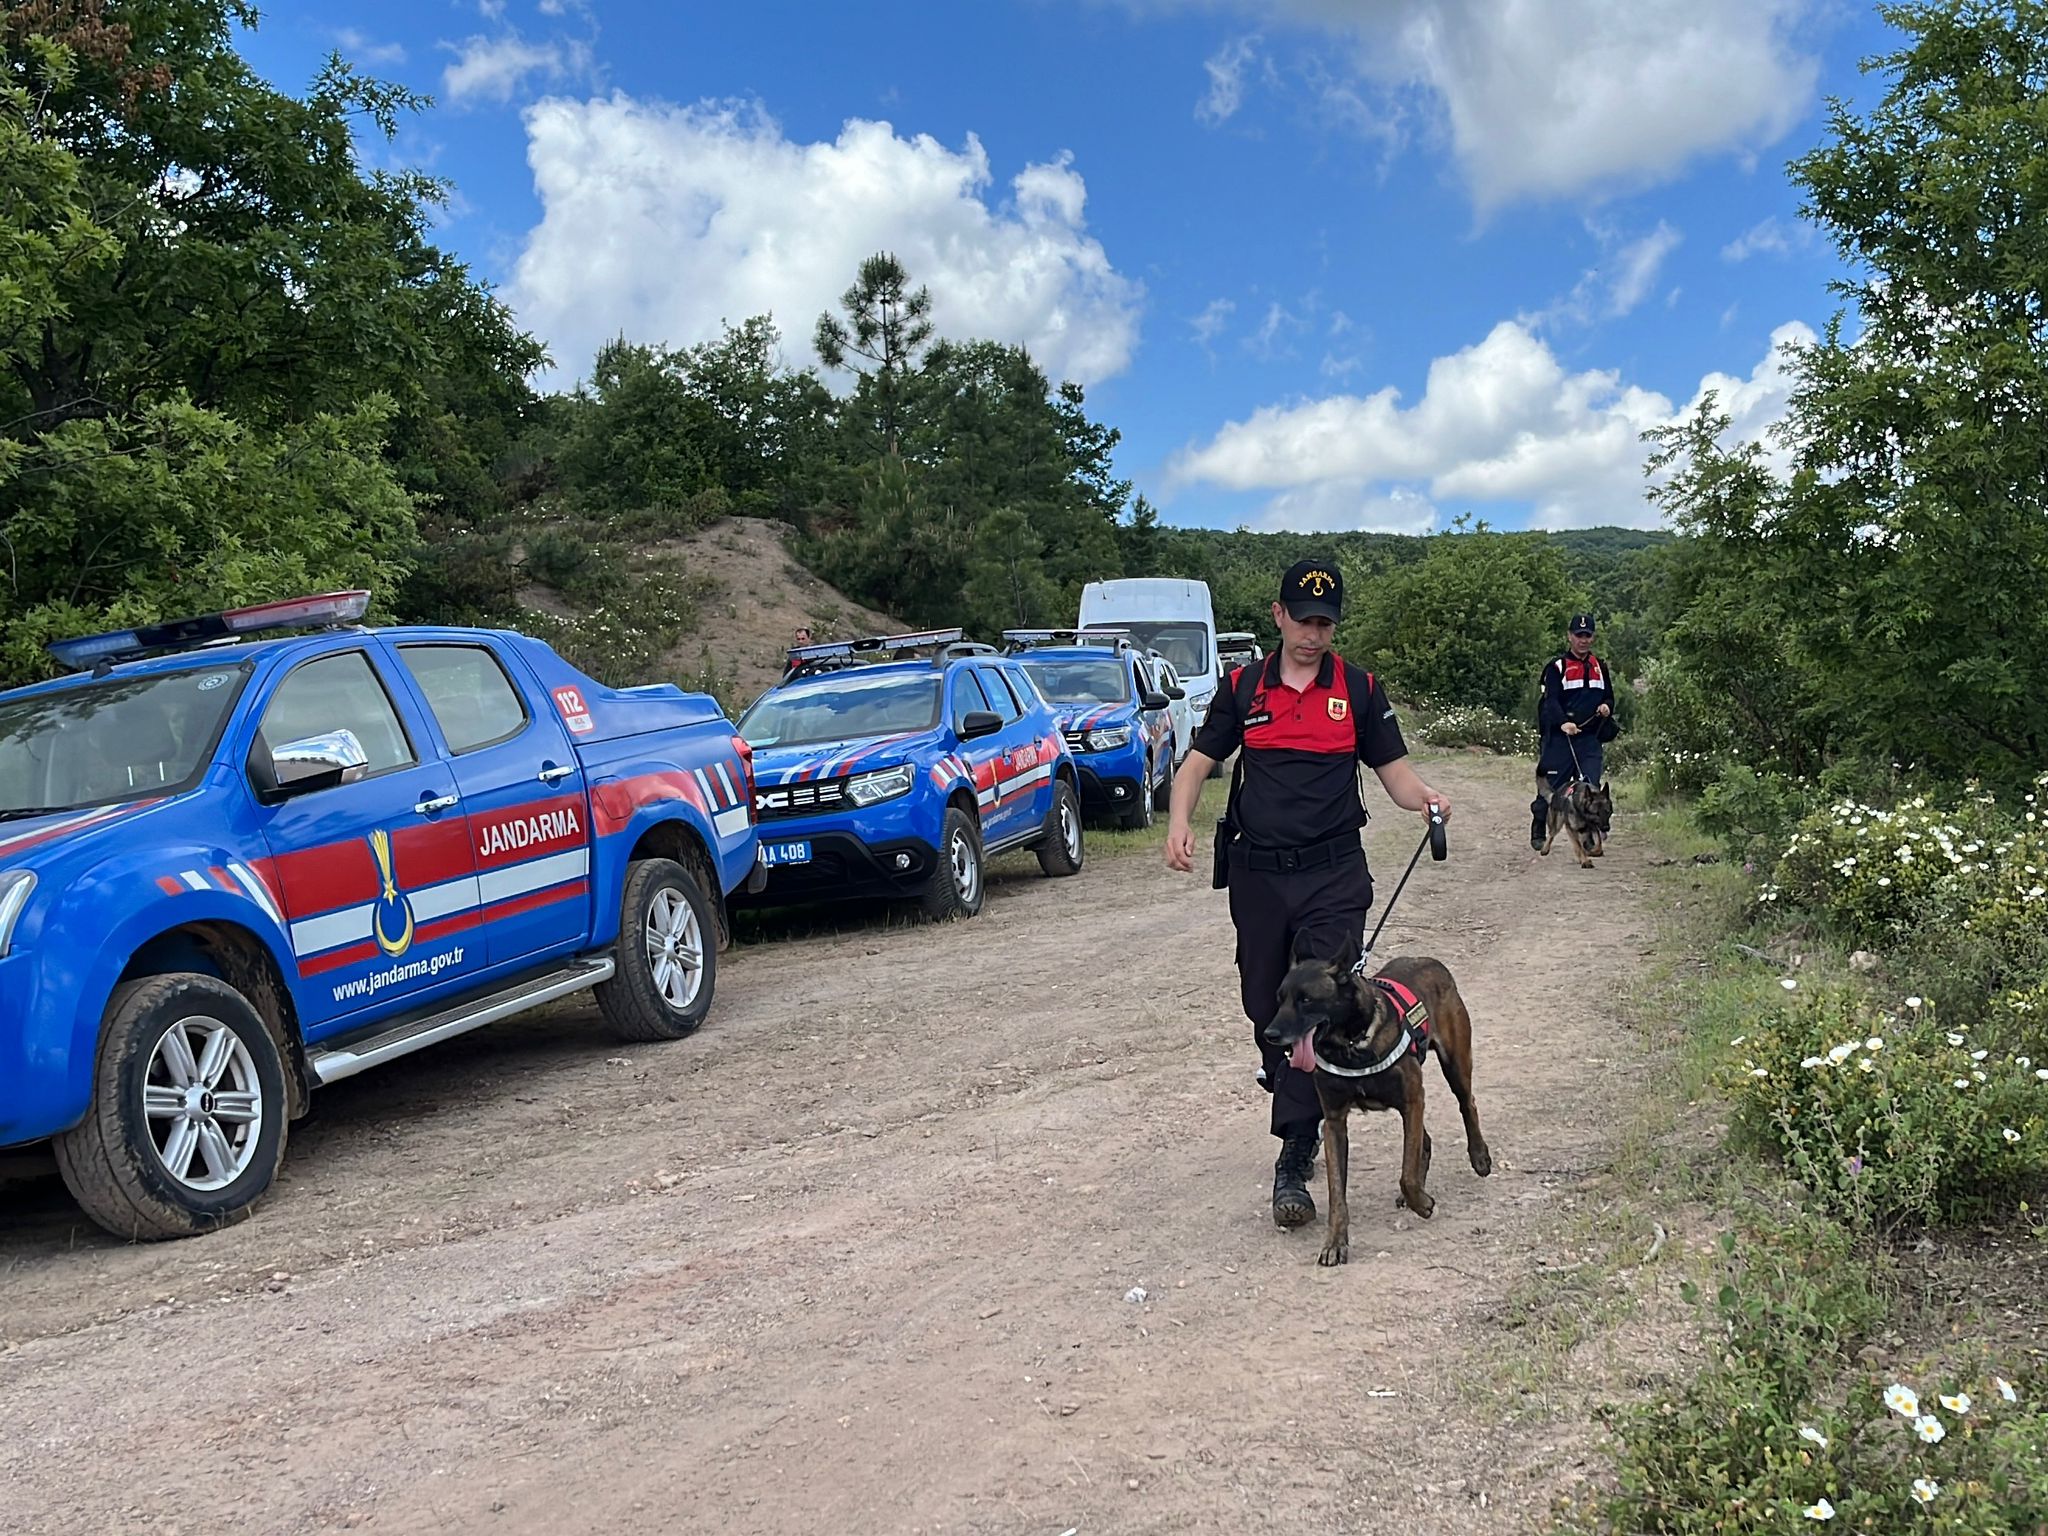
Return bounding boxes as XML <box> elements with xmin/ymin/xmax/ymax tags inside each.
<box><xmin>1568</xmin><ymin>1213</ymin><xmax>2046</xmax><ymax>1535</ymax></box>
<box><xmin>1760</xmin><ymin>780</ymin><xmax>2048</xmax><ymax>955</ymax></box>
<box><xmin>1724</xmin><ymin>986</ymin><xmax>2048</xmax><ymax>1229</ymax></box>
<box><xmin>1409</xmin><ymin>700</ymin><xmax>1539</xmax><ymax>757</ymax></box>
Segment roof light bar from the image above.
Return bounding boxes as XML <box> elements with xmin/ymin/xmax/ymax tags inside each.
<box><xmin>1002</xmin><ymin>627</ymin><xmax>1134</xmax><ymax>652</ymax></box>
<box><xmin>785</xmin><ymin>627</ymin><xmax>965</xmax><ymax>664</ymax></box>
<box><xmin>46</xmin><ymin>589</ymin><xmax>373</xmax><ymax>672</ymax></box>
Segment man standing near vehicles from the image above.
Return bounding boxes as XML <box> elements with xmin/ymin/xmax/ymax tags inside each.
<box><xmin>1530</xmin><ymin>613</ymin><xmax>1614</xmax><ymax>851</ymax></box>
<box><xmin>1163</xmin><ymin>560</ymin><xmax>1452</xmax><ymax>1230</ymax></box>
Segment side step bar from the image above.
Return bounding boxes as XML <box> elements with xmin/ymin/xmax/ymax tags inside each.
<box><xmin>306</xmin><ymin>957</ymin><xmax>616</xmax><ymax>1086</ymax></box>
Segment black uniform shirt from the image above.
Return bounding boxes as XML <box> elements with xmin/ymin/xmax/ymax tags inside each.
<box><xmin>1192</xmin><ymin>650</ymin><xmax>1407</xmax><ymax>849</ymax></box>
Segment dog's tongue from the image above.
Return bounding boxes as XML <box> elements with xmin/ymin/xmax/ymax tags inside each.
<box><xmin>1289</xmin><ymin>1034</ymin><xmax>1317</xmax><ymax>1074</ymax></box>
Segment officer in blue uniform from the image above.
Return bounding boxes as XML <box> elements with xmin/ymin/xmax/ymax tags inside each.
<box><xmin>1165</xmin><ymin>559</ymin><xmax>1451</xmax><ymax>1230</ymax></box>
<box><xmin>1531</xmin><ymin>613</ymin><xmax>1614</xmax><ymax>850</ymax></box>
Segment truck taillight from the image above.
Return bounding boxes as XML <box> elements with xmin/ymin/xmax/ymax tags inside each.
<box><xmin>731</xmin><ymin>735</ymin><xmax>755</xmax><ymax>820</ymax></box>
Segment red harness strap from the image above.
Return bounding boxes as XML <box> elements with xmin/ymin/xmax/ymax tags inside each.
<box><xmin>1366</xmin><ymin>975</ymin><xmax>1432</xmax><ymax>1059</ymax></box>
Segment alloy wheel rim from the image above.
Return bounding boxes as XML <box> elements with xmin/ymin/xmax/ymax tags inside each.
<box><xmin>142</xmin><ymin>1017</ymin><xmax>264</xmax><ymax>1192</ymax></box>
<box><xmin>645</xmin><ymin>887</ymin><xmax>705</xmax><ymax>1011</ymax></box>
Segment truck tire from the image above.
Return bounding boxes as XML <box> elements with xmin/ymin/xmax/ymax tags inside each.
<box><xmin>1036</xmin><ymin>780</ymin><xmax>1086</xmax><ymax>876</ymax></box>
<box><xmin>1120</xmin><ymin>772</ymin><xmax>1155</xmax><ymax>831</ymax></box>
<box><xmin>598</xmin><ymin>857</ymin><xmax>717</xmax><ymax>1042</ymax></box>
<box><xmin>919</xmin><ymin>805</ymin><xmax>985</xmax><ymax>921</ymax></box>
<box><xmin>52</xmin><ymin>974</ymin><xmax>290</xmax><ymax>1242</ymax></box>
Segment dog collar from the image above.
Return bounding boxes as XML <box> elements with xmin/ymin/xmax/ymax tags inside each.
<box><xmin>1309</xmin><ymin>1035</ymin><xmax>1412</xmax><ymax>1078</ymax></box>
<box><xmin>1312</xmin><ymin>970</ymin><xmax>1431</xmax><ymax>1077</ymax></box>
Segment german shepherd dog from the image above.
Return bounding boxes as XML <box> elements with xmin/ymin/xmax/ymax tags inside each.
<box><xmin>1264</xmin><ymin>950</ymin><xmax>1493</xmax><ymax>1266</ymax></box>
<box><xmin>1542</xmin><ymin>778</ymin><xmax>1613</xmax><ymax>869</ymax></box>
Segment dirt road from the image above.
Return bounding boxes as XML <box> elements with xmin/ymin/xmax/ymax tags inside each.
<box><xmin>1</xmin><ymin>754</ymin><xmax>1658</xmax><ymax>1535</ymax></box>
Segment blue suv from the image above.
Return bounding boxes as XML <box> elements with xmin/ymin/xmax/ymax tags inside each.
<box><xmin>732</xmin><ymin>629</ymin><xmax>1085</xmax><ymax>921</ymax></box>
<box><xmin>1003</xmin><ymin>630</ymin><xmax>1180</xmax><ymax>830</ymax></box>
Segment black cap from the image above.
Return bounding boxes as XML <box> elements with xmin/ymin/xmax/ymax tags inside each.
<box><xmin>1280</xmin><ymin>559</ymin><xmax>1344</xmax><ymax>622</ymax></box>
<box><xmin>1569</xmin><ymin>613</ymin><xmax>1596</xmax><ymax>635</ymax></box>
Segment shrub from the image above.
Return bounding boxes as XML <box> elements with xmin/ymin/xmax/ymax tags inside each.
<box><xmin>1569</xmin><ymin>1214</ymin><xmax>2046</xmax><ymax>1536</ymax></box>
<box><xmin>1409</xmin><ymin>700</ymin><xmax>1539</xmax><ymax>756</ymax></box>
<box><xmin>1723</xmin><ymin>986</ymin><xmax>2048</xmax><ymax>1230</ymax></box>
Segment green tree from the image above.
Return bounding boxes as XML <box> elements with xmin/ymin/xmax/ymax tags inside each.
<box><xmin>814</xmin><ymin>252</ymin><xmax>933</xmax><ymax>456</ymax></box>
<box><xmin>0</xmin><ymin>0</ymin><xmax>542</xmax><ymax>679</ymax></box>
<box><xmin>1338</xmin><ymin>521</ymin><xmax>1581</xmax><ymax>716</ymax></box>
<box><xmin>1645</xmin><ymin>0</ymin><xmax>2048</xmax><ymax>789</ymax></box>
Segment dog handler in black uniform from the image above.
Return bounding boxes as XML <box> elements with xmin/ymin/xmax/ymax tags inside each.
<box><xmin>1164</xmin><ymin>560</ymin><xmax>1452</xmax><ymax>1229</ymax></box>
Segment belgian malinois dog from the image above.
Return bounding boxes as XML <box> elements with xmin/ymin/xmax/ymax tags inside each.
<box><xmin>1542</xmin><ymin>778</ymin><xmax>1612</xmax><ymax>869</ymax></box>
<box><xmin>1264</xmin><ymin>951</ymin><xmax>1493</xmax><ymax>1266</ymax></box>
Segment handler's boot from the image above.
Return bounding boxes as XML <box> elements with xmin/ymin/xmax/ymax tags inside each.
<box><xmin>1530</xmin><ymin>795</ymin><xmax>1549</xmax><ymax>852</ymax></box>
<box><xmin>1272</xmin><ymin>1133</ymin><xmax>1318</xmax><ymax>1229</ymax></box>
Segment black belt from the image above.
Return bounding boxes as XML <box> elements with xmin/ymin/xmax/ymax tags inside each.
<box><xmin>1229</xmin><ymin>829</ymin><xmax>1361</xmax><ymax>873</ymax></box>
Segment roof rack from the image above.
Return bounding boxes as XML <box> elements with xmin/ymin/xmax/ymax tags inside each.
<box><xmin>47</xmin><ymin>590</ymin><xmax>374</xmax><ymax>675</ymax></box>
<box><xmin>1000</xmin><ymin>627</ymin><xmax>1136</xmax><ymax>655</ymax></box>
<box><xmin>780</xmin><ymin>627</ymin><xmax>969</xmax><ymax>682</ymax></box>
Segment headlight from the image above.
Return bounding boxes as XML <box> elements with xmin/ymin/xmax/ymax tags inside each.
<box><xmin>0</xmin><ymin>871</ymin><xmax>34</xmax><ymax>957</ymax></box>
<box><xmin>1085</xmin><ymin>727</ymin><xmax>1131</xmax><ymax>752</ymax></box>
<box><xmin>846</xmin><ymin>763</ymin><xmax>916</xmax><ymax>806</ymax></box>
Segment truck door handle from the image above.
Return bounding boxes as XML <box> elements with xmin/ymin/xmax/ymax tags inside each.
<box><xmin>537</xmin><ymin>764</ymin><xmax>574</xmax><ymax>784</ymax></box>
<box><xmin>415</xmin><ymin>793</ymin><xmax>459</xmax><ymax>815</ymax></box>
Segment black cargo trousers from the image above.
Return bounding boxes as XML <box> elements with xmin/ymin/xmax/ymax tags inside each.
<box><xmin>1226</xmin><ymin>833</ymin><xmax>1374</xmax><ymax>1140</ymax></box>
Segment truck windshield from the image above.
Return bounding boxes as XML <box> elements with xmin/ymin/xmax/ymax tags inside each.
<box><xmin>0</xmin><ymin>665</ymin><xmax>249</xmax><ymax>817</ymax></box>
<box><xmin>739</xmin><ymin>672</ymin><xmax>941</xmax><ymax>749</ymax></box>
<box><xmin>1110</xmin><ymin>623</ymin><xmax>1211</xmax><ymax>677</ymax></box>
<box><xmin>1019</xmin><ymin>658</ymin><xmax>1128</xmax><ymax>705</ymax></box>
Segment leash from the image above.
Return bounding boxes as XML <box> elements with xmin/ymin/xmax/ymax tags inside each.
<box><xmin>1353</xmin><ymin>801</ymin><xmax>1447</xmax><ymax>976</ymax></box>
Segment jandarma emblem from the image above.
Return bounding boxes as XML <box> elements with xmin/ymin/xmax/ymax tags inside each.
<box><xmin>368</xmin><ymin>828</ymin><xmax>416</xmax><ymax>958</ymax></box>
<box><xmin>1299</xmin><ymin>569</ymin><xmax>1335</xmax><ymax>596</ymax></box>
<box><xmin>1327</xmin><ymin>697</ymin><xmax>1349</xmax><ymax>721</ymax></box>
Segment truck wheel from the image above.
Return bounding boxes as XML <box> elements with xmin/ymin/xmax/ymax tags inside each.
<box><xmin>598</xmin><ymin>857</ymin><xmax>717</xmax><ymax>1042</ymax></box>
<box><xmin>919</xmin><ymin>806</ymin><xmax>985</xmax><ymax>921</ymax></box>
<box><xmin>52</xmin><ymin>974</ymin><xmax>290</xmax><ymax>1242</ymax></box>
<box><xmin>1121</xmin><ymin>774</ymin><xmax>1155</xmax><ymax>831</ymax></box>
<box><xmin>1037</xmin><ymin>780</ymin><xmax>1086</xmax><ymax>876</ymax></box>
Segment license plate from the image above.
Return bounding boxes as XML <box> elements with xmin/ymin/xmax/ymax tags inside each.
<box><xmin>762</xmin><ymin>840</ymin><xmax>812</xmax><ymax>867</ymax></box>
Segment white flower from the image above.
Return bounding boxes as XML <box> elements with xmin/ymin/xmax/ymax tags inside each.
<box><xmin>1803</xmin><ymin>1498</ymin><xmax>1835</xmax><ymax>1520</ymax></box>
<box><xmin>1798</xmin><ymin>1425</ymin><xmax>1828</xmax><ymax>1448</ymax></box>
<box><xmin>1956</xmin><ymin>1078</ymin><xmax>1972</xmax><ymax>1089</ymax></box>
<box><xmin>1973</xmin><ymin>1049</ymin><xmax>1990</xmax><ymax>1061</ymax></box>
<box><xmin>1828</xmin><ymin>1043</ymin><xmax>1856</xmax><ymax>1065</ymax></box>
<box><xmin>2005</xmin><ymin>1128</ymin><xmax>2022</xmax><ymax>1143</ymax></box>
<box><xmin>1974</xmin><ymin>1070</ymin><xmax>1988</xmax><ymax>1083</ymax></box>
<box><xmin>1865</xmin><ymin>1037</ymin><xmax>1883</xmax><ymax>1051</ymax></box>
<box><xmin>1750</xmin><ymin>1068</ymin><xmax>1770</xmax><ymax>1079</ymax></box>
<box><xmin>1885</xmin><ymin>1383</ymin><xmax>1919</xmax><ymax>1416</ymax></box>
<box><xmin>1996</xmin><ymin>1377</ymin><xmax>2017</xmax><ymax>1402</ymax></box>
<box><xmin>1780</xmin><ymin>978</ymin><xmax>1799</xmax><ymax>991</ymax></box>
<box><xmin>2037</xmin><ymin>1068</ymin><xmax>2048</xmax><ymax>1081</ymax></box>
<box><xmin>1878</xmin><ymin>876</ymin><xmax>1892</xmax><ymax>886</ymax></box>
<box><xmin>1858</xmin><ymin>1057</ymin><xmax>1876</xmax><ymax>1073</ymax></box>
<box><xmin>1730</xmin><ymin>1035</ymin><xmax>1746</xmax><ymax>1046</ymax></box>
<box><xmin>1802</xmin><ymin>1056</ymin><xmax>1827</xmax><ymax>1070</ymax></box>
<box><xmin>1908</xmin><ymin>996</ymin><xmax>1925</xmax><ymax>1009</ymax></box>
<box><xmin>1911</xmin><ymin>1478</ymin><xmax>1940</xmax><ymax>1504</ymax></box>
<box><xmin>1915</xmin><ymin>1414</ymin><xmax>1946</xmax><ymax>1443</ymax></box>
<box><xmin>1940</xmin><ymin>1392</ymin><xmax>1972</xmax><ymax>1414</ymax></box>
<box><xmin>2022</xmin><ymin>1056</ymin><xmax>2035</xmax><ymax>1068</ymax></box>
<box><xmin>1947</xmin><ymin>1031</ymin><xmax>1965</xmax><ymax>1046</ymax></box>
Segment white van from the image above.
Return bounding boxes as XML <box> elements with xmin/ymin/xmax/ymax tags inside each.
<box><xmin>1078</xmin><ymin>577</ymin><xmax>1221</xmax><ymax>737</ymax></box>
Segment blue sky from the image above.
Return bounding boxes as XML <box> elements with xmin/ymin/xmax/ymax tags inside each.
<box><xmin>239</xmin><ymin>0</ymin><xmax>1901</xmax><ymax>534</ymax></box>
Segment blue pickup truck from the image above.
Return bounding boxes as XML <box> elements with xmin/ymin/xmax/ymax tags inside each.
<box><xmin>0</xmin><ymin>591</ymin><xmax>762</xmax><ymax>1240</ymax></box>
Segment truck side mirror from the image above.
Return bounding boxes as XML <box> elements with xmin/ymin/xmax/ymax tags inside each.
<box><xmin>958</xmin><ymin>710</ymin><xmax>1004</xmax><ymax>741</ymax></box>
<box><xmin>260</xmin><ymin>728</ymin><xmax>370</xmax><ymax>799</ymax></box>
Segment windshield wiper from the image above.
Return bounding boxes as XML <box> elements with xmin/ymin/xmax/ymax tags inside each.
<box><xmin>0</xmin><ymin>807</ymin><xmax>65</xmax><ymax>822</ymax></box>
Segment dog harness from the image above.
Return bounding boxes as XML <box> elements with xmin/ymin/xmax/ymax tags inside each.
<box><xmin>1309</xmin><ymin>972</ymin><xmax>1433</xmax><ymax>1078</ymax></box>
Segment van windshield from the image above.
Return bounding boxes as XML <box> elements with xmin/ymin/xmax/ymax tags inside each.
<box><xmin>1105</xmin><ymin>623</ymin><xmax>1211</xmax><ymax>677</ymax></box>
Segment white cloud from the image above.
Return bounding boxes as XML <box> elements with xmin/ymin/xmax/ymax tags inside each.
<box><xmin>1155</xmin><ymin>0</ymin><xmax>1820</xmax><ymax>208</ymax></box>
<box><xmin>1166</xmin><ymin>318</ymin><xmax>1815</xmax><ymax>530</ymax></box>
<box><xmin>1254</xmin><ymin>482</ymin><xmax>1439</xmax><ymax>535</ymax></box>
<box><xmin>335</xmin><ymin>28</ymin><xmax>406</xmax><ymax>66</ymax></box>
<box><xmin>1523</xmin><ymin>218</ymin><xmax>1683</xmax><ymax>331</ymax></box>
<box><xmin>1191</xmin><ymin>297</ymin><xmax>1235</xmax><ymax>346</ymax></box>
<box><xmin>1245</xmin><ymin>300</ymin><xmax>1305</xmax><ymax>359</ymax></box>
<box><xmin>441</xmin><ymin>34</ymin><xmax>593</xmax><ymax>105</ymax></box>
<box><xmin>1722</xmin><ymin>216</ymin><xmax>1803</xmax><ymax>261</ymax></box>
<box><xmin>507</xmin><ymin>98</ymin><xmax>1143</xmax><ymax>389</ymax></box>
<box><xmin>1607</xmin><ymin>222</ymin><xmax>1682</xmax><ymax>317</ymax></box>
<box><xmin>1198</xmin><ymin>35</ymin><xmax>1262</xmax><ymax>124</ymax></box>
<box><xmin>478</xmin><ymin>0</ymin><xmax>505</xmax><ymax>18</ymax></box>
